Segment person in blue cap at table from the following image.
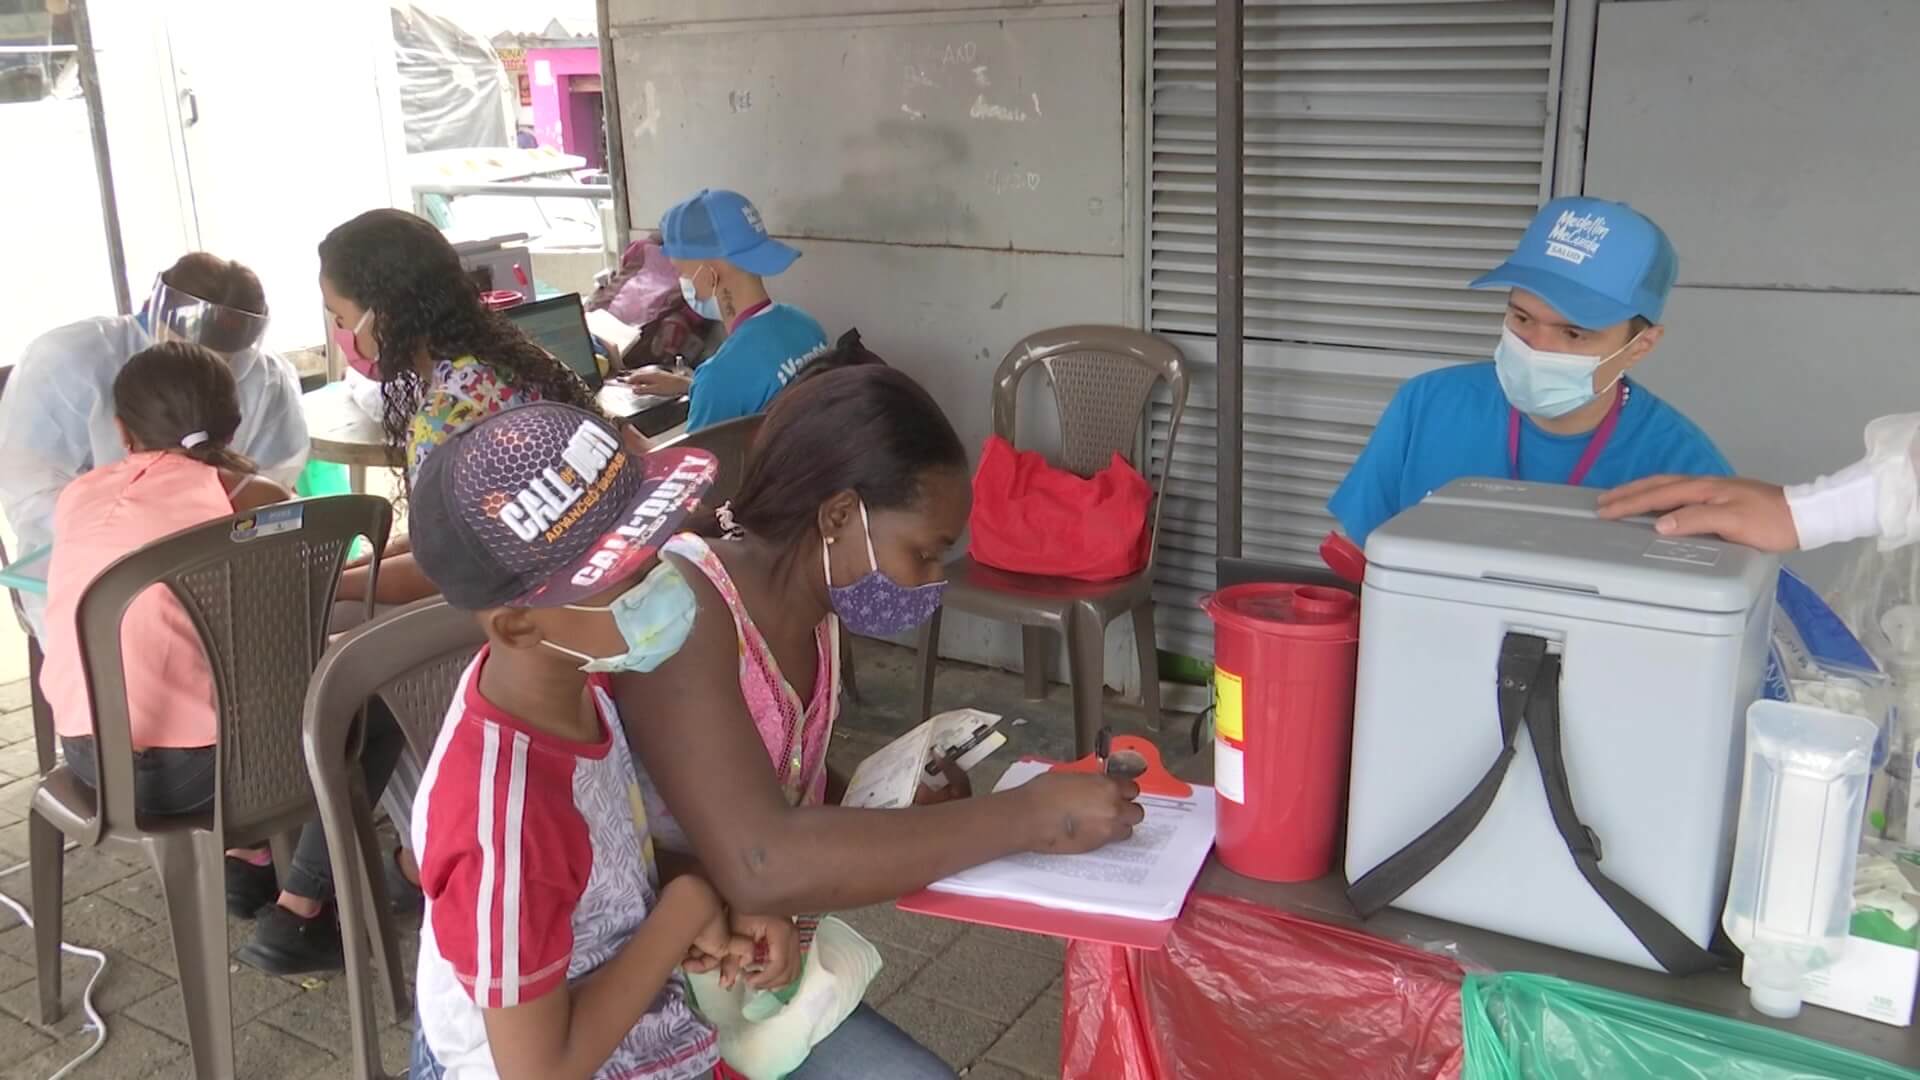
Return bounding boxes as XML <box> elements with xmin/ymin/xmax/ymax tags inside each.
<box><xmin>1326</xmin><ymin>196</ymin><xmax>1732</xmax><ymax>551</ymax></box>
<box><xmin>618</xmin><ymin>189</ymin><xmax>830</xmax><ymax>432</ymax></box>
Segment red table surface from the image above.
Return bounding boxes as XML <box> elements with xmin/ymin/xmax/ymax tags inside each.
<box><xmin>1063</xmin><ymin>891</ymin><xmax>1467</xmax><ymax>1080</ymax></box>
<box><xmin>1061</xmin><ymin>860</ymin><xmax>1917</xmax><ymax>1078</ymax></box>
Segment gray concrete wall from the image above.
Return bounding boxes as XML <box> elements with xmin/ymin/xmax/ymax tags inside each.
<box><xmin>606</xmin><ymin>1</ymin><xmax>1144</xmax><ymax>685</ymax></box>
<box><xmin>1587</xmin><ymin>0</ymin><xmax>1920</xmax><ymax>584</ymax></box>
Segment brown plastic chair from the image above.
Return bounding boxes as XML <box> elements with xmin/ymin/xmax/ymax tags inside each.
<box><xmin>914</xmin><ymin>326</ymin><xmax>1189</xmax><ymax>755</ymax></box>
<box><xmin>29</xmin><ymin>494</ymin><xmax>389</xmax><ymax>1080</ymax></box>
<box><xmin>654</xmin><ymin>411</ymin><xmax>766</xmax><ymax>506</ymax></box>
<box><xmin>305</xmin><ymin>597</ymin><xmax>484</xmax><ymax>1080</ymax></box>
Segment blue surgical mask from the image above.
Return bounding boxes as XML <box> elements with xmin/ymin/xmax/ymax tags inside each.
<box><xmin>1493</xmin><ymin>325</ymin><xmax>1639</xmax><ymax>419</ymax></box>
<box><xmin>680</xmin><ymin>273</ymin><xmax>723</xmax><ymax>322</ymax></box>
<box><xmin>543</xmin><ymin>560</ymin><xmax>698</xmax><ymax>673</ymax></box>
<box><xmin>823</xmin><ymin>500</ymin><xmax>946</xmax><ymax>637</ymax></box>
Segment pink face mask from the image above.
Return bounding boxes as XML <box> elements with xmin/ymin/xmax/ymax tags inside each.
<box><xmin>333</xmin><ymin>310</ymin><xmax>379</xmax><ymax>380</ymax></box>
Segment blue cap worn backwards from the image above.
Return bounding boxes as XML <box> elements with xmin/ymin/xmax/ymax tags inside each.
<box><xmin>659</xmin><ymin>189</ymin><xmax>800</xmax><ymax>277</ymax></box>
<box><xmin>1471</xmin><ymin>196</ymin><xmax>1677</xmax><ymax>329</ymax></box>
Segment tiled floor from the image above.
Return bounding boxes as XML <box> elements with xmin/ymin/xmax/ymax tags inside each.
<box><xmin>0</xmin><ymin>641</ymin><xmax>1200</xmax><ymax>1078</ymax></box>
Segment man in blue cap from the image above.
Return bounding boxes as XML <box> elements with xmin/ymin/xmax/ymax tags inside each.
<box><xmin>1327</xmin><ymin>196</ymin><xmax>1732</xmax><ymax>548</ymax></box>
<box><xmin>620</xmin><ymin>189</ymin><xmax>830</xmax><ymax>431</ymax></box>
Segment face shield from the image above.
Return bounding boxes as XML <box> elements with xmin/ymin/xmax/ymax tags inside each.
<box><xmin>146</xmin><ymin>277</ymin><xmax>270</xmax><ymax>357</ymax></box>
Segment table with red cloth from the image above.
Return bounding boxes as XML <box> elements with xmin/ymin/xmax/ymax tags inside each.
<box><xmin>1061</xmin><ymin>860</ymin><xmax>1917</xmax><ymax>1079</ymax></box>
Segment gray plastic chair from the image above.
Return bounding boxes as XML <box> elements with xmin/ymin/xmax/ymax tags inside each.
<box><xmin>305</xmin><ymin>597</ymin><xmax>484</xmax><ymax>1080</ymax></box>
<box><xmin>0</xmin><ymin>537</ymin><xmax>55</xmax><ymax>784</ymax></box>
<box><xmin>915</xmin><ymin>326</ymin><xmax>1188</xmax><ymax>755</ymax></box>
<box><xmin>654</xmin><ymin>411</ymin><xmax>765</xmax><ymax>506</ymax></box>
<box><xmin>29</xmin><ymin>494</ymin><xmax>389</xmax><ymax>1080</ymax></box>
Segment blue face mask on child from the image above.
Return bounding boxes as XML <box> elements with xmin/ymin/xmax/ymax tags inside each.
<box><xmin>542</xmin><ymin>560</ymin><xmax>698</xmax><ymax>674</ymax></box>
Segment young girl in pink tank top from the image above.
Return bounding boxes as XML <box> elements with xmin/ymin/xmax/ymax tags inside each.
<box><xmin>42</xmin><ymin>341</ymin><xmax>294</xmax><ymax>759</ymax></box>
<box><xmin>41</xmin><ymin>341</ymin><xmax>409</xmax><ymax>977</ymax></box>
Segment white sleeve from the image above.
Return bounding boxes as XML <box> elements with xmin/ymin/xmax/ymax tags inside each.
<box><xmin>1784</xmin><ymin>413</ymin><xmax>1920</xmax><ymax>551</ymax></box>
<box><xmin>239</xmin><ymin>354</ymin><xmax>311</xmax><ymax>490</ymax></box>
<box><xmin>0</xmin><ymin>335</ymin><xmax>100</xmax><ymax>558</ymax></box>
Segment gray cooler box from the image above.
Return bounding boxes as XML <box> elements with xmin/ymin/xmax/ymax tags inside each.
<box><xmin>1343</xmin><ymin>478</ymin><xmax>1779</xmax><ymax>972</ymax></box>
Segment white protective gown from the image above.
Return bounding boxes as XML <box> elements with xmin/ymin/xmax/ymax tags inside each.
<box><xmin>1786</xmin><ymin>413</ymin><xmax>1920</xmax><ymax>552</ymax></box>
<box><xmin>0</xmin><ymin>314</ymin><xmax>310</xmax><ymax>636</ymax></box>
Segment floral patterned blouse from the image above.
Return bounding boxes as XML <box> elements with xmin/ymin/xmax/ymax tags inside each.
<box><xmin>404</xmin><ymin>354</ymin><xmax>545</xmax><ymax>477</ymax></box>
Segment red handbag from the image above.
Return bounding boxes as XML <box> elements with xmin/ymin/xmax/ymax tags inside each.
<box><xmin>968</xmin><ymin>435</ymin><xmax>1152</xmax><ymax>582</ymax></box>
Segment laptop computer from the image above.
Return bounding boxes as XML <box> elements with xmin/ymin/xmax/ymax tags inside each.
<box><xmin>505</xmin><ymin>293</ymin><xmax>602</xmax><ymax>391</ymax></box>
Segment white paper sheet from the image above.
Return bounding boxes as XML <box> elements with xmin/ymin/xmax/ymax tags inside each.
<box><xmin>842</xmin><ymin>709</ymin><xmax>1003</xmax><ymax>810</ymax></box>
<box><xmin>596</xmin><ymin>383</ymin><xmax>675</xmax><ymax>418</ymax></box>
<box><xmin>586</xmin><ymin>307</ymin><xmax>641</xmax><ymax>356</ymax></box>
<box><xmin>924</xmin><ymin>760</ymin><xmax>1216</xmax><ymax>922</ymax></box>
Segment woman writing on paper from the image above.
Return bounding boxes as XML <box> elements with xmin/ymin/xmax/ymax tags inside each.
<box><xmin>614</xmin><ymin>364</ymin><xmax>1144</xmax><ymax>1077</ymax></box>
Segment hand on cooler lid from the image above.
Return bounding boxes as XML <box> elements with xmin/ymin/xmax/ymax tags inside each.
<box><xmin>1597</xmin><ymin>475</ymin><xmax>1800</xmax><ymax>553</ymax></box>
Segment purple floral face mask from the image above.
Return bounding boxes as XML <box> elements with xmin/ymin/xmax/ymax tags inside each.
<box><xmin>824</xmin><ymin>500</ymin><xmax>946</xmax><ymax>637</ymax></box>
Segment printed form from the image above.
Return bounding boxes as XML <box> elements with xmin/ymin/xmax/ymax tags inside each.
<box><xmin>925</xmin><ymin>760</ymin><xmax>1216</xmax><ymax>922</ymax></box>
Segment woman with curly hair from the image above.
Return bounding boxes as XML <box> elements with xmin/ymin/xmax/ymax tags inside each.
<box><xmin>318</xmin><ymin>210</ymin><xmax>620</xmax><ymax>910</ymax></box>
<box><xmin>319</xmin><ymin>208</ymin><xmax>607</xmax><ymax>605</ymax></box>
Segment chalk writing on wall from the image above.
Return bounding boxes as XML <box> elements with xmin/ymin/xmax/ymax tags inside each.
<box><xmin>987</xmin><ymin>168</ymin><xmax>1041</xmax><ymax>195</ymax></box>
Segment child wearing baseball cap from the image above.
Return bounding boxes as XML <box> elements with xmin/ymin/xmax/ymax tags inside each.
<box><xmin>1328</xmin><ymin>196</ymin><xmax>1732</xmax><ymax>550</ymax></box>
<box><xmin>403</xmin><ymin>401</ymin><xmax>740</xmax><ymax>1080</ymax></box>
<box><xmin>616</xmin><ymin>189</ymin><xmax>831</xmax><ymax>432</ymax></box>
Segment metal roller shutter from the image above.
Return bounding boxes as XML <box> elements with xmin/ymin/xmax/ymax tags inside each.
<box><xmin>1146</xmin><ymin>0</ymin><xmax>1573</xmax><ymax>659</ymax></box>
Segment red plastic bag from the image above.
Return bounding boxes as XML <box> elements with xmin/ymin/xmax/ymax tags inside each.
<box><xmin>1063</xmin><ymin>893</ymin><xmax>1467</xmax><ymax>1080</ymax></box>
<box><xmin>968</xmin><ymin>435</ymin><xmax>1151</xmax><ymax>581</ymax></box>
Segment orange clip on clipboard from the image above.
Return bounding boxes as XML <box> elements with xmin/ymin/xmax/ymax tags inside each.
<box><xmin>896</xmin><ymin>737</ymin><xmax>1196</xmax><ymax>950</ymax></box>
<box><xmin>1048</xmin><ymin>733</ymin><xmax>1192</xmax><ymax>798</ymax></box>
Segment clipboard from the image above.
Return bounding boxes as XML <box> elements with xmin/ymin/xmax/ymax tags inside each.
<box><xmin>896</xmin><ymin>884</ymin><xmax>1181</xmax><ymax>950</ymax></box>
<box><xmin>1050</xmin><ymin>730</ymin><xmax>1192</xmax><ymax>797</ymax></box>
<box><xmin>895</xmin><ymin>737</ymin><xmax>1206</xmax><ymax>950</ymax></box>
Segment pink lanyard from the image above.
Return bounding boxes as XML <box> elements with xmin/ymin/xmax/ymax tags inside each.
<box><xmin>1508</xmin><ymin>384</ymin><xmax>1628</xmax><ymax>486</ymax></box>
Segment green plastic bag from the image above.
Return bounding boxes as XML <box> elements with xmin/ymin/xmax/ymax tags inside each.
<box><xmin>1461</xmin><ymin>973</ymin><xmax>1917</xmax><ymax>1080</ymax></box>
<box><xmin>296</xmin><ymin>461</ymin><xmax>367</xmax><ymax>561</ymax></box>
<box><xmin>295</xmin><ymin>460</ymin><xmax>351</xmax><ymax>498</ymax></box>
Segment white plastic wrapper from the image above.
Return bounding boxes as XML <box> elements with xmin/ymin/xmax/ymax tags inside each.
<box><xmin>391</xmin><ymin>4</ymin><xmax>513</xmax><ymax>153</ymax></box>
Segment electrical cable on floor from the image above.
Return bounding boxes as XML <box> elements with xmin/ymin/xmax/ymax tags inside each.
<box><xmin>0</xmin><ymin>844</ymin><xmax>107</xmax><ymax>1080</ymax></box>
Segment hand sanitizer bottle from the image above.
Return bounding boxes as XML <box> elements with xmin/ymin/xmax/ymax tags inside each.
<box><xmin>1722</xmin><ymin>700</ymin><xmax>1877</xmax><ymax>1019</ymax></box>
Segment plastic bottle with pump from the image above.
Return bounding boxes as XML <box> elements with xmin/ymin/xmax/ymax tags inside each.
<box><xmin>1722</xmin><ymin>700</ymin><xmax>1878</xmax><ymax>1019</ymax></box>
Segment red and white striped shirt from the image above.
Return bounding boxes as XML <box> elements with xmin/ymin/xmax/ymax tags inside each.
<box><xmin>411</xmin><ymin>648</ymin><xmax>717</xmax><ymax>1079</ymax></box>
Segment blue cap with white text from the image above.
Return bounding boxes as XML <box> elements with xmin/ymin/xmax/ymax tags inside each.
<box><xmin>659</xmin><ymin>189</ymin><xmax>800</xmax><ymax>276</ymax></box>
<box><xmin>1470</xmin><ymin>196</ymin><xmax>1677</xmax><ymax>329</ymax></box>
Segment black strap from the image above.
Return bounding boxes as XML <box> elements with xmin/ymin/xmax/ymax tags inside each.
<box><xmin>1347</xmin><ymin>632</ymin><xmax>1723</xmax><ymax>975</ymax></box>
<box><xmin>1524</xmin><ymin>651</ymin><xmax>1721</xmax><ymax>974</ymax></box>
<box><xmin>1347</xmin><ymin>634</ymin><xmax>1546</xmax><ymax>914</ymax></box>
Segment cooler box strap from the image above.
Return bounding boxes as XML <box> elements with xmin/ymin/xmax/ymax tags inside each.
<box><xmin>1347</xmin><ymin>633</ymin><xmax>1545</xmax><ymax>914</ymax></box>
<box><xmin>1524</xmin><ymin>650</ymin><xmax>1721</xmax><ymax>975</ymax></box>
<box><xmin>1347</xmin><ymin>632</ymin><xmax>1723</xmax><ymax>975</ymax></box>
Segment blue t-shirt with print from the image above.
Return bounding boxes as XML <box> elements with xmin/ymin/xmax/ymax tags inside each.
<box><xmin>1327</xmin><ymin>361</ymin><xmax>1733</xmax><ymax>547</ymax></box>
<box><xmin>686</xmin><ymin>304</ymin><xmax>829</xmax><ymax>431</ymax></box>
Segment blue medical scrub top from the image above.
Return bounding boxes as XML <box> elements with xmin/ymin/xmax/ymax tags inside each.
<box><xmin>686</xmin><ymin>303</ymin><xmax>829</xmax><ymax>431</ymax></box>
<box><xmin>1327</xmin><ymin>361</ymin><xmax>1732</xmax><ymax>546</ymax></box>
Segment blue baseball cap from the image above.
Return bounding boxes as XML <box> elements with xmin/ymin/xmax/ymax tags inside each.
<box><xmin>658</xmin><ymin>189</ymin><xmax>800</xmax><ymax>276</ymax></box>
<box><xmin>1470</xmin><ymin>196</ymin><xmax>1677</xmax><ymax>329</ymax></box>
